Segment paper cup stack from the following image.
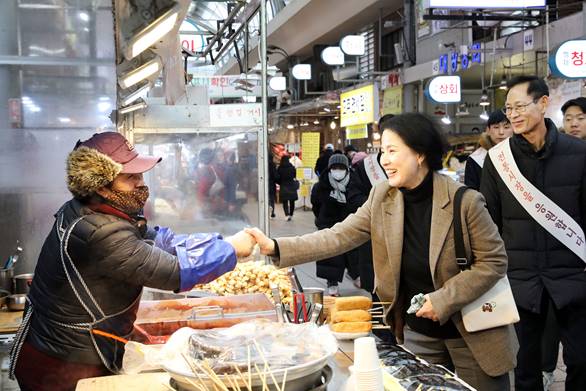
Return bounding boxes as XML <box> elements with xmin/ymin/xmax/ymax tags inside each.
<box><xmin>351</xmin><ymin>337</ymin><xmax>384</xmax><ymax>391</ymax></box>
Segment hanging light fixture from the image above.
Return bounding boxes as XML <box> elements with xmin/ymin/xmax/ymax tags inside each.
<box><xmin>119</xmin><ymin>100</ymin><xmax>147</xmax><ymax>114</ymax></box>
<box><xmin>124</xmin><ymin>3</ymin><xmax>180</xmax><ymax>60</ymax></box>
<box><xmin>330</xmin><ymin>120</ymin><xmax>337</xmax><ymax>130</ymax></box>
<box><xmin>121</xmin><ymin>81</ymin><xmax>151</xmax><ymax>106</ymax></box>
<box><xmin>119</xmin><ymin>56</ymin><xmax>162</xmax><ymax>89</ymax></box>
<box><xmin>479</xmin><ymin>110</ymin><xmax>489</xmax><ymax>121</ymax></box>
<box><xmin>479</xmin><ymin>89</ymin><xmax>490</xmax><ymax>107</ymax></box>
<box><xmin>287</xmin><ymin>124</ymin><xmax>294</xmax><ymax>129</ymax></box>
<box><xmin>313</xmin><ymin>119</ymin><xmax>320</xmax><ymax>125</ymax></box>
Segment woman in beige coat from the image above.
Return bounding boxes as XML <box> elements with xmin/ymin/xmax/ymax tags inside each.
<box><xmin>248</xmin><ymin>113</ymin><xmax>518</xmax><ymax>391</ymax></box>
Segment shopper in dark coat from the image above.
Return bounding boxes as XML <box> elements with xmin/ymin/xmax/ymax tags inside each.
<box><xmin>480</xmin><ymin>76</ymin><xmax>586</xmax><ymax>391</ymax></box>
<box><xmin>276</xmin><ymin>156</ymin><xmax>298</xmax><ymax>221</ymax></box>
<box><xmin>314</xmin><ymin>143</ymin><xmax>334</xmax><ymax>176</ymax></box>
<box><xmin>311</xmin><ymin>154</ymin><xmax>357</xmax><ymax>296</ymax></box>
<box><xmin>347</xmin><ymin>152</ymin><xmax>386</xmax><ymax>293</ymax></box>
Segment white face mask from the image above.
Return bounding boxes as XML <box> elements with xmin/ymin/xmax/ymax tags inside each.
<box><xmin>331</xmin><ymin>169</ymin><xmax>347</xmax><ymax>181</ymax></box>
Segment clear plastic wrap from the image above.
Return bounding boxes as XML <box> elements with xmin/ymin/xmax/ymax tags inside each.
<box><xmin>185</xmin><ymin>319</ymin><xmax>336</xmax><ymax>373</ymax></box>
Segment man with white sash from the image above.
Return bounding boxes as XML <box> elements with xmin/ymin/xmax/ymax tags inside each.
<box><xmin>480</xmin><ymin>76</ymin><xmax>586</xmax><ymax>391</ymax></box>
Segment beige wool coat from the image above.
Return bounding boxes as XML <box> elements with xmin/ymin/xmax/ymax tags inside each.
<box><xmin>275</xmin><ymin>172</ymin><xmax>519</xmax><ymax>376</ymax></box>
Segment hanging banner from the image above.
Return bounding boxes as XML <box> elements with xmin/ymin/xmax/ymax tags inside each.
<box><xmin>340</xmin><ymin>84</ymin><xmax>378</xmax><ymax>127</ymax></box>
<box><xmin>346</xmin><ymin>124</ymin><xmax>369</xmax><ymax>140</ymax></box>
<box><xmin>383</xmin><ymin>86</ymin><xmax>403</xmax><ymax>115</ymax></box>
<box><xmin>301</xmin><ymin>132</ymin><xmax>320</xmax><ymax>170</ymax></box>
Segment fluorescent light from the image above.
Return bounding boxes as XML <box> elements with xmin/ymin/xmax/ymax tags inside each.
<box><xmin>119</xmin><ymin>101</ymin><xmax>147</xmax><ymax>115</ymax></box>
<box><xmin>122</xmin><ymin>83</ymin><xmax>151</xmax><ymax>106</ymax></box>
<box><xmin>441</xmin><ymin>115</ymin><xmax>452</xmax><ymax>125</ymax></box>
<box><xmin>28</xmin><ymin>106</ymin><xmax>41</xmax><ymax>113</ymax></box>
<box><xmin>324</xmin><ymin>107</ymin><xmax>331</xmax><ymax>112</ymax></box>
<box><xmin>58</xmin><ymin>117</ymin><xmax>71</xmax><ymax>123</ymax></box>
<box><xmin>479</xmin><ymin>110</ymin><xmax>489</xmax><ymax>121</ymax></box>
<box><xmin>287</xmin><ymin>124</ymin><xmax>294</xmax><ymax>129</ymax></box>
<box><xmin>313</xmin><ymin>119</ymin><xmax>320</xmax><ymax>125</ymax></box>
<box><xmin>125</xmin><ymin>4</ymin><xmax>180</xmax><ymax>60</ymax></box>
<box><xmin>119</xmin><ymin>57</ymin><xmax>162</xmax><ymax>89</ymax></box>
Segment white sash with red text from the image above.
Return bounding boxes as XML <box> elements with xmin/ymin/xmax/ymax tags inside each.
<box><xmin>489</xmin><ymin>139</ymin><xmax>585</xmax><ymax>263</ymax></box>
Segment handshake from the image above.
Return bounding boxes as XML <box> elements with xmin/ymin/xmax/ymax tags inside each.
<box><xmin>224</xmin><ymin>228</ymin><xmax>276</xmax><ymax>259</ymax></box>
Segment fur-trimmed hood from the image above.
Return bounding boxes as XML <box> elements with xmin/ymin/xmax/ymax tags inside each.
<box><xmin>478</xmin><ymin>132</ymin><xmax>496</xmax><ymax>151</ymax></box>
<box><xmin>66</xmin><ymin>146</ymin><xmax>122</xmax><ymax>198</ymax></box>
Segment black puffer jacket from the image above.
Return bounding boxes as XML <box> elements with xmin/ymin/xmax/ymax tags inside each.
<box><xmin>27</xmin><ymin>199</ymin><xmax>180</xmax><ymax>365</ymax></box>
<box><xmin>480</xmin><ymin>119</ymin><xmax>586</xmax><ymax>313</ymax></box>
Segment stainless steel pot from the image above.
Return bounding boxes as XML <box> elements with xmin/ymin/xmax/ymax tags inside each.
<box><xmin>13</xmin><ymin>273</ymin><xmax>34</xmax><ymax>294</ymax></box>
<box><xmin>7</xmin><ymin>294</ymin><xmax>26</xmax><ymax>311</ymax></box>
<box><xmin>0</xmin><ymin>268</ymin><xmax>14</xmax><ymax>293</ymax></box>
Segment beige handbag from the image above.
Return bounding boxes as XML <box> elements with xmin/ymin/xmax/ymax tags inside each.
<box><xmin>454</xmin><ymin>187</ymin><xmax>520</xmax><ymax>332</ymax></box>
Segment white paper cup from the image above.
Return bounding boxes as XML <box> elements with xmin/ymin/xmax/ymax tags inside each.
<box><xmin>353</xmin><ymin>337</ymin><xmax>380</xmax><ymax>370</ymax></box>
<box><xmin>350</xmin><ymin>366</ymin><xmax>384</xmax><ymax>391</ymax></box>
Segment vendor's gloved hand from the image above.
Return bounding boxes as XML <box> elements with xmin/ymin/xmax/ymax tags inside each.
<box><xmin>224</xmin><ymin>230</ymin><xmax>256</xmax><ymax>259</ymax></box>
<box><xmin>176</xmin><ymin>233</ymin><xmax>236</xmax><ymax>292</ymax></box>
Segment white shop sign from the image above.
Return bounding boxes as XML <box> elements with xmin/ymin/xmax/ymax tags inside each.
<box><xmin>549</xmin><ymin>40</ymin><xmax>586</xmax><ymax>79</ymax></box>
<box><xmin>321</xmin><ymin>46</ymin><xmax>345</xmax><ymax>65</ymax></box>
<box><xmin>426</xmin><ymin>76</ymin><xmax>461</xmax><ymax>103</ymax></box>
<box><xmin>209</xmin><ymin>103</ymin><xmax>262</xmax><ymax>127</ymax></box>
<box><xmin>292</xmin><ymin>64</ymin><xmax>312</xmax><ymax>80</ymax></box>
<box><xmin>340</xmin><ymin>35</ymin><xmax>366</xmax><ymax>56</ymax></box>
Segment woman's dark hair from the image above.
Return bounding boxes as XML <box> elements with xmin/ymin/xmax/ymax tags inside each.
<box><xmin>561</xmin><ymin>97</ymin><xmax>586</xmax><ymax>114</ymax></box>
<box><xmin>380</xmin><ymin>113</ymin><xmax>449</xmax><ymax>171</ymax></box>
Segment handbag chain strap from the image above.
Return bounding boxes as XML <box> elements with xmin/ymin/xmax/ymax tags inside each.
<box><xmin>453</xmin><ymin>186</ymin><xmax>472</xmax><ymax>271</ymax></box>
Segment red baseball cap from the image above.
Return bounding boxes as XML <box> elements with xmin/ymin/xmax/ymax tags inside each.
<box><xmin>76</xmin><ymin>132</ymin><xmax>161</xmax><ymax>174</ymax></box>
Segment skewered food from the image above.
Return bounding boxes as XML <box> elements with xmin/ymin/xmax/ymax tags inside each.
<box><xmin>194</xmin><ymin>261</ymin><xmax>293</xmax><ymax>305</ymax></box>
<box><xmin>331</xmin><ymin>309</ymin><xmax>371</xmax><ymax>323</ymax></box>
<box><xmin>334</xmin><ymin>296</ymin><xmax>372</xmax><ymax>312</ymax></box>
<box><xmin>330</xmin><ymin>321</ymin><xmax>372</xmax><ymax>333</ymax></box>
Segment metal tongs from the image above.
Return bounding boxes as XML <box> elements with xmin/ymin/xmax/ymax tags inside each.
<box><xmin>271</xmin><ymin>284</ymin><xmax>290</xmax><ymax>323</ymax></box>
<box><xmin>287</xmin><ymin>267</ymin><xmax>303</xmax><ymax>293</ymax></box>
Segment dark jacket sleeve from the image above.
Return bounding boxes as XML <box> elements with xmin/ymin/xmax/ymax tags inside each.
<box><xmin>87</xmin><ymin>221</ymin><xmax>181</xmax><ymax>290</ymax></box>
<box><xmin>464</xmin><ymin>157</ymin><xmax>482</xmax><ymax>191</ymax></box>
<box><xmin>347</xmin><ymin>164</ymin><xmax>372</xmax><ymax>213</ymax></box>
<box><xmin>311</xmin><ymin>183</ymin><xmax>321</xmax><ymax>218</ymax></box>
<box><xmin>479</xmin><ymin>154</ymin><xmax>503</xmax><ymax>232</ymax></box>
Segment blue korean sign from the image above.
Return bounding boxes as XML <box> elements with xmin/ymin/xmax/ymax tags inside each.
<box><xmin>438</xmin><ymin>43</ymin><xmax>482</xmax><ymax>74</ymax></box>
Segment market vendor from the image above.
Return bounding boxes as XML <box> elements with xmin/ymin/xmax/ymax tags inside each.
<box><xmin>9</xmin><ymin>132</ymin><xmax>255</xmax><ymax>391</ymax></box>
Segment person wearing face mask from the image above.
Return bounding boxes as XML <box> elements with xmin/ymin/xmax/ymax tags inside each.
<box><xmin>246</xmin><ymin>113</ymin><xmax>518</xmax><ymax>390</ymax></box>
<box><xmin>464</xmin><ymin>110</ymin><xmax>513</xmax><ymax>191</ymax></box>
<box><xmin>10</xmin><ymin>132</ymin><xmax>256</xmax><ymax>391</ymax></box>
<box><xmin>310</xmin><ymin>154</ymin><xmax>359</xmax><ymax>296</ymax></box>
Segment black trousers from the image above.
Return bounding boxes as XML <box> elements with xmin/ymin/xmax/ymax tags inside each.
<box><xmin>541</xmin><ymin>300</ymin><xmax>560</xmax><ymax>372</ymax></box>
<box><xmin>282</xmin><ymin>200</ymin><xmax>295</xmax><ymax>216</ymax></box>
<box><xmin>515</xmin><ymin>291</ymin><xmax>586</xmax><ymax>391</ymax></box>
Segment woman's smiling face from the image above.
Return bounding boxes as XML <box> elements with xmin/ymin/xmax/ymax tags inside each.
<box><xmin>380</xmin><ymin>130</ymin><xmax>425</xmax><ymax>189</ymax></box>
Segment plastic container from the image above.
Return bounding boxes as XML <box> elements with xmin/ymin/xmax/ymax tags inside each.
<box><xmin>132</xmin><ymin>293</ymin><xmax>277</xmax><ymax>344</ymax></box>
<box><xmin>350</xmin><ymin>365</ymin><xmax>384</xmax><ymax>391</ymax></box>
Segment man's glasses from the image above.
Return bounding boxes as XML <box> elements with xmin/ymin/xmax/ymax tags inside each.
<box><xmin>502</xmin><ymin>99</ymin><xmax>539</xmax><ymax>115</ymax></box>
